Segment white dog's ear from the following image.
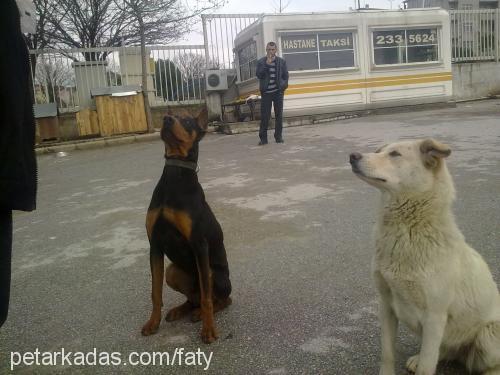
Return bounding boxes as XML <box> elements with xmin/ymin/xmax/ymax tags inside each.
<box><xmin>420</xmin><ymin>139</ymin><xmax>451</xmax><ymax>169</ymax></box>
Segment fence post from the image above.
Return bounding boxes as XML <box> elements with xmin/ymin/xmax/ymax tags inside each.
<box><xmin>496</xmin><ymin>9</ymin><xmax>499</xmax><ymax>62</ymax></box>
<box><xmin>202</xmin><ymin>14</ymin><xmax>210</xmax><ymax>68</ymax></box>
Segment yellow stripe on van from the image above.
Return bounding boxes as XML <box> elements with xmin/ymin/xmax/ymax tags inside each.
<box><xmin>287</xmin><ymin>82</ymin><xmax>367</xmax><ymax>95</ymax></box>
<box><xmin>237</xmin><ymin>72</ymin><xmax>452</xmax><ymax>99</ymax></box>
<box><xmin>365</xmin><ymin>74</ymin><xmax>452</xmax><ymax>88</ymax></box>
<box><xmin>286</xmin><ymin>72</ymin><xmax>452</xmax><ymax>95</ymax></box>
<box><xmin>288</xmin><ymin>72</ymin><xmax>451</xmax><ymax>89</ymax></box>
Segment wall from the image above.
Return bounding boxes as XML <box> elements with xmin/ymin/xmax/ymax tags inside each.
<box><xmin>452</xmin><ymin>61</ymin><xmax>500</xmax><ymax>100</ymax></box>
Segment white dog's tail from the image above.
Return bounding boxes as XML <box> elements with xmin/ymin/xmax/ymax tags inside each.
<box><xmin>466</xmin><ymin>320</ymin><xmax>500</xmax><ymax>373</ymax></box>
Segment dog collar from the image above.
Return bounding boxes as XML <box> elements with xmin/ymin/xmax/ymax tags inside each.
<box><xmin>165</xmin><ymin>158</ymin><xmax>198</xmax><ymax>172</ymax></box>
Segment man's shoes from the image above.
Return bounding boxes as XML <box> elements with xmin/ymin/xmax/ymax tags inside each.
<box><xmin>275</xmin><ymin>138</ymin><xmax>284</xmax><ymax>143</ymax></box>
<box><xmin>258</xmin><ymin>140</ymin><xmax>268</xmax><ymax>146</ymax></box>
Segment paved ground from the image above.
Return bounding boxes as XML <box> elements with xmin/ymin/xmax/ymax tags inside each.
<box><xmin>1</xmin><ymin>99</ymin><xmax>499</xmax><ymax>374</ymax></box>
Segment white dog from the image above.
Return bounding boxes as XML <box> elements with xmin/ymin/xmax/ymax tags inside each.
<box><xmin>349</xmin><ymin>139</ymin><xmax>500</xmax><ymax>375</ymax></box>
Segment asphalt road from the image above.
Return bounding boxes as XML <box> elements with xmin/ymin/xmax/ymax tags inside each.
<box><xmin>1</xmin><ymin>100</ymin><xmax>499</xmax><ymax>374</ymax></box>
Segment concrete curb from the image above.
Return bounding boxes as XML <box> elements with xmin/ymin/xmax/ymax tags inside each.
<box><xmin>214</xmin><ymin>101</ymin><xmax>457</xmax><ymax>135</ymax></box>
<box><xmin>35</xmin><ymin>101</ymin><xmax>458</xmax><ymax>155</ymax></box>
<box><xmin>36</xmin><ymin>132</ymin><xmax>161</xmax><ymax>155</ymax></box>
<box><xmin>35</xmin><ymin>126</ymin><xmax>221</xmax><ymax>155</ymax></box>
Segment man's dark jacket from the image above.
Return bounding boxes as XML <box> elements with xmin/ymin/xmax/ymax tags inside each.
<box><xmin>0</xmin><ymin>0</ymin><xmax>37</xmax><ymax>212</ymax></box>
<box><xmin>255</xmin><ymin>56</ymin><xmax>289</xmax><ymax>95</ymax></box>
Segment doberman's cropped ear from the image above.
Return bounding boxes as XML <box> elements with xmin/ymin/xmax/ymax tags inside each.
<box><xmin>420</xmin><ymin>138</ymin><xmax>451</xmax><ymax>169</ymax></box>
<box><xmin>197</xmin><ymin>107</ymin><xmax>208</xmax><ymax>130</ymax></box>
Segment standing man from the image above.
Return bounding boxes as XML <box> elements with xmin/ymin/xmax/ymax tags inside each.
<box><xmin>256</xmin><ymin>41</ymin><xmax>289</xmax><ymax>145</ymax></box>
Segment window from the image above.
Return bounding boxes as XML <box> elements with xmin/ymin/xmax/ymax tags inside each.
<box><xmin>281</xmin><ymin>31</ymin><xmax>356</xmax><ymax>71</ymax></box>
<box><xmin>461</xmin><ymin>4</ymin><xmax>473</xmax><ymax>10</ymax></box>
<box><xmin>479</xmin><ymin>2</ymin><xmax>497</xmax><ymax>9</ymax></box>
<box><xmin>372</xmin><ymin>28</ymin><xmax>439</xmax><ymax>66</ymax></box>
<box><xmin>237</xmin><ymin>41</ymin><xmax>257</xmax><ymax>82</ymax></box>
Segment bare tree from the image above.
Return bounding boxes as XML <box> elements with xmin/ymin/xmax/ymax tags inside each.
<box><xmin>25</xmin><ymin>0</ymin><xmax>55</xmax><ymax>50</ymax></box>
<box><xmin>42</xmin><ymin>0</ymin><xmax>224</xmax><ymax>59</ymax></box>
<box><xmin>113</xmin><ymin>0</ymin><xmax>225</xmax><ymax>132</ymax></box>
<box><xmin>34</xmin><ymin>56</ymin><xmax>75</xmax><ymax>105</ymax></box>
<box><xmin>271</xmin><ymin>0</ymin><xmax>292</xmax><ymax>13</ymax></box>
<box><xmin>43</xmin><ymin>0</ymin><xmax>133</xmax><ymax>61</ymax></box>
<box><xmin>24</xmin><ymin>0</ymin><xmax>59</xmax><ymax>76</ymax></box>
<box><xmin>175</xmin><ymin>52</ymin><xmax>220</xmax><ymax>79</ymax></box>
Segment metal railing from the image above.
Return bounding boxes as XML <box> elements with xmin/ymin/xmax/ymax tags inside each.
<box><xmin>29</xmin><ymin>45</ymin><xmax>207</xmax><ymax>112</ymax></box>
<box><xmin>202</xmin><ymin>14</ymin><xmax>263</xmax><ymax>69</ymax></box>
<box><xmin>450</xmin><ymin>9</ymin><xmax>500</xmax><ymax>63</ymax></box>
<box><xmin>29</xmin><ymin>14</ymin><xmax>264</xmax><ymax>113</ymax></box>
<box><xmin>149</xmin><ymin>45</ymin><xmax>207</xmax><ymax>105</ymax></box>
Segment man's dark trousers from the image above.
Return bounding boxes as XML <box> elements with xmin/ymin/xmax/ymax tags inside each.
<box><xmin>259</xmin><ymin>90</ymin><xmax>284</xmax><ymax>143</ymax></box>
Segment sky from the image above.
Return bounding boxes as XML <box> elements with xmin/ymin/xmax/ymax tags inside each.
<box><xmin>215</xmin><ymin>0</ymin><xmax>403</xmax><ymax>14</ymax></box>
<box><xmin>181</xmin><ymin>0</ymin><xmax>404</xmax><ymax>44</ymax></box>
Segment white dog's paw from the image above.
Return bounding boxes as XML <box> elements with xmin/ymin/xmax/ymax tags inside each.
<box><xmin>379</xmin><ymin>368</ymin><xmax>396</xmax><ymax>375</ymax></box>
<box><xmin>406</xmin><ymin>355</ymin><xmax>419</xmax><ymax>373</ymax></box>
<box><xmin>379</xmin><ymin>363</ymin><xmax>396</xmax><ymax>375</ymax></box>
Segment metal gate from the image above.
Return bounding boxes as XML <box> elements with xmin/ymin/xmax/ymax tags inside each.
<box><xmin>201</xmin><ymin>14</ymin><xmax>263</xmax><ymax>69</ymax></box>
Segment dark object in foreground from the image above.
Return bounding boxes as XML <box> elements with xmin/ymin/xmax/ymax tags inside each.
<box><xmin>0</xmin><ymin>0</ymin><xmax>37</xmax><ymax>328</ymax></box>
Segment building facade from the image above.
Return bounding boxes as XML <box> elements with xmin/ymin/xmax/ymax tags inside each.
<box><xmin>404</xmin><ymin>0</ymin><xmax>499</xmax><ymax>9</ymax></box>
<box><xmin>234</xmin><ymin>9</ymin><xmax>453</xmax><ymax>116</ymax></box>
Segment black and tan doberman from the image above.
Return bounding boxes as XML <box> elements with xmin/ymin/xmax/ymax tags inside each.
<box><xmin>141</xmin><ymin>108</ymin><xmax>232</xmax><ymax>343</ymax></box>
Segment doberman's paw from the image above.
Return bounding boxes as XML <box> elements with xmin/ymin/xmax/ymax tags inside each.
<box><xmin>191</xmin><ymin>308</ymin><xmax>202</xmax><ymax>322</ymax></box>
<box><xmin>165</xmin><ymin>308</ymin><xmax>187</xmax><ymax>322</ymax></box>
<box><xmin>191</xmin><ymin>298</ymin><xmax>232</xmax><ymax>323</ymax></box>
<box><xmin>141</xmin><ymin>319</ymin><xmax>160</xmax><ymax>336</ymax></box>
<box><xmin>165</xmin><ymin>302</ymin><xmax>193</xmax><ymax>322</ymax></box>
<box><xmin>201</xmin><ymin>325</ymin><xmax>218</xmax><ymax>344</ymax></box>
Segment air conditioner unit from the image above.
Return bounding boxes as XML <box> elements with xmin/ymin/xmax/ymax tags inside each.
<box><xmin>205</xmin><ymin>70</ymin><xmax>228</xmax><ymax>91</ymax></box>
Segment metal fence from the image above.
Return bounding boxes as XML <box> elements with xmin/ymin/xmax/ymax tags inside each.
<box><xmin>149</xmin><ymin>45</ymin><xmax>207</xmax><ymax>105</ymax></box>
<box><xmin>29</xmin><ymin>45</ymin><xmax>207</xmax><ymax>112</ymax></box>
<box><xmin>202</xmin><ymin>14</ymin><xmax>263</xmax><ymax>69</ymax></box>
<box><xmin>450</xmin><ymin>9</ymin><xmax>500</xmax><ymax>62</ymax></box>
<box><xmin>29</xmin><ymin>14</ymin><xmax>263</xmax><ymax>113</ymax></box>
